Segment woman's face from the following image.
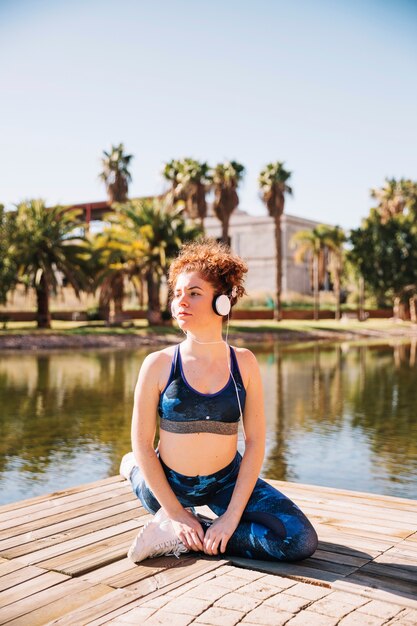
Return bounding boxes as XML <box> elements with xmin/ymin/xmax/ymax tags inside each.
<box><xmin>172</xmin><ymin>271</ymin><xmax>218</xmax><ymax>330</ymax></box>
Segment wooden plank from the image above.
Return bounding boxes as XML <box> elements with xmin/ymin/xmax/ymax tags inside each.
<box><xmin>317</xmin><ymin>538</ymin><xmax>382</xmax><ymax>559</ymax></box>
<box><xmin>281</xmin><ymin>491</ymin><xmax>417</xmax><ymax>517</ymax></box>
<box><xmin>311</xmin><ymin>548</ymin><xmax>371</xmax><ymax>568</ymax></box>
<box><xmin>0</xmin><ymin>492</ymin><xmax>138</xmax><ymax>545</ymax></box>
<box><xmin>225</xmin><ymin>556</ymin><xmax>339</xmax><ymax>584</ymax></box>
<box><xmin>358</xmin><ymin>561</ymin><xmax>417</xmax><ymax>584</ymax></box>
<box><xmin>345</xmin><ymin>569</ymin><xmax>417</xmax><ymax>597</ymax></box>
<box><xmin>0</xmin><ymin>579</ymin><xmax>113</xmax><ymax>625</ymax></box>
<box><xmin>89</xmin><ymin>562</ymin><xmax>232</xmax><ymax>626</ymax></box>
<box><xmin>38</xmin><ymin>529</ymin><xmax>139</xmax><ymax>577</ymax></box>
<box><xmin>0</xmin><ymin>476</ymin><xmax>122</xmax><ymax>516</ymax></box>
<box><xmin>301</xmin><ymin>506</ymin><xmax>415</xmax><ymax>534</ymax></box>
<box><xmin>292</xmin><ymin>498</ymin><xmax>417</xmax><ymax>526</ymax></box>
<box><xmin>0</xmin><ymin>503</ymin><xmax>145</xmax><ymax>558</ymax></box>
<box><xmin>333</xmin><ymin>578</ymin><xmax>417</xmax><ymax>610</ymax></box>
<box><xmin>0</xmin><ymin>571</ymin><xmax>69</xmax><ymax>608</ymax></box>
<box><xmin>126</xmin><ymin>557</ymin><xmax>237</xmax><ymax>594</ymax></box>
<box><xmin>51</xmin><ymin>559</ymin><xmax>228</xmax><ymax>626</ymax></box>
<box><xmin>40</xmin><ymin>588</ymin><xmax>144</xmax><ymax>626</ymax></box>
<box><xmin>387</xmin><ymin>544</ymin><xmax>417</xmax><ymax>559</ymax></box>
<box><xmin>0</xmin><ymin>560</ymin><xmax>27</xmax><ymax>580</ymax></box>
<box><xmin>314</xmin><ymin>520</ymin><xmax>409</xmax><ymax>542</ymax></box>
<box><xmin>80</xmin><ymin>556</ymin><xmax>138</xmax><ymax>586</ymax></box>
<box><xmin>315</xmin><ymin>529</ymin><xmax>395</xmax><ymax>553</ymax></box>
<box><xmin>269</xmin><ymin>479</ymin><xmax>417</xmax><ymax>509</ymax></box>
<box><xmin>374</xmin><ymin>552</ymin><xmax>417</xmax><ymax>569</ymax></box>
<box><xmin>101</xmin><ymin>554</ymin><xmax>201</xmax><ymax>590</ymax></box>
<box><xmin>5</xmin><ymin>519</ymin><xmax>139</xmax><ymax>565</ymax></box>
<box><xmin>0</xmin><ymin>485</ymin><xmax>132</xmax><ymax>534</ymax></box>
<box><xmin>0</xmin><ymin>565</ymin><xmax>48</xmax><ymax>593</ymax></box>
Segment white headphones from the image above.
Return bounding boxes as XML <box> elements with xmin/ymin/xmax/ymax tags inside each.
<box><xmin>212</xmin><ymin>294</ymin><xmax>231</xmax><ymax>316</ymax></box>
<box><xmin>171</xmin><ymin>287</ymin><xmax>237</xmax><ymax>319</ymax></box>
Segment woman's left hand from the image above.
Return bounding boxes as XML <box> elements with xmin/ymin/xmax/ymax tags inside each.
<box><xmin>203</xmin><ymin>513</ymin><xmax>240</xmax><ymax>555</ymax></box>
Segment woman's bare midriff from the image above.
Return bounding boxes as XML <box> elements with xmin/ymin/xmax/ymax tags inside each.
<box><xmin>158</xmin><ymin>431</ymin><xmax>238</xmax><ymax>476</ymax></box>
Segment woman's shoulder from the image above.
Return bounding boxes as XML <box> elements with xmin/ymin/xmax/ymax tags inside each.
<box><xmin>232</xmin><ymin>345</ymin><xmax>257</xmax><ymax>364</ymax></box>
<box><xmin>231</xmin><ymin>346</ymin><xmax>259</xmax><ymax>386</ymax></box>
<box><xmin>137</xmin><ymin>344</ymin><xmax>181</xmax><ymax>393</ymax></box>
<box><xmin>141</xmin><ymin>343</ymin><xmax>178</xmax><ymax>370</ymax></box>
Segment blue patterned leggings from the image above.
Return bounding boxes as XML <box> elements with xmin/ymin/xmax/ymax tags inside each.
<box><xmin>129</xmin><ymin>451</ymin><xmax>318</xmax><ymax>562</ymax></box>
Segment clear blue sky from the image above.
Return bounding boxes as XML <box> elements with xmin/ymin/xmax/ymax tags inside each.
<box><xmin>1</xmin><ymin>0</ymin><xmax>416</xmax><ymax>229</ymax></box>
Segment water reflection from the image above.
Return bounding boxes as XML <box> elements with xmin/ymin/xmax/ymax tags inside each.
<box><xmin>259</xmin><ymin>340</ymin><xmax>417</xmax><ymax>499</ymax></box>
<box><xmin>0</xmin><ymin>350</ymin><xmax>144</xmax><ymax>502</ymax></box>
<box><xmin>0</xmin><ymin>340</ymin><xmax>416</xmax><ymax>504</ymax></box>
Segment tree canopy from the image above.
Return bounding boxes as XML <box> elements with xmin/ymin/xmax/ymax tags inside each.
<box><xmin>0</xmin><ymin>206</ymin><xmax>18</xmax><ymax>305</ymax></box>
<box><xmin>212</xmin><ymin>160</ymin><xmax>245</xmax><ymax>244</ymax></box>
<box><xmin>349</xmin><ymin>209</ymin><xmax>417</xmax><ymax>307</ymax></box>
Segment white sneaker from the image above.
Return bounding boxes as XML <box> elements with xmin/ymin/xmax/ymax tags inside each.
<box><xmin>128</xmin><ymin>508</ymin><xmax>189</xmax><ymax>563</ymax></box>
<box><xmin>120</xmin><ymin>452</ymin><xmax>136</xmax><ymax>480</ymax></box>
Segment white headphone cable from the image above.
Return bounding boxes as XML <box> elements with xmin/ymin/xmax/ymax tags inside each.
<box><xmin>175</xmin><ymin>297</ymin><xmax>245</xmax><ymax>433</ymax></box>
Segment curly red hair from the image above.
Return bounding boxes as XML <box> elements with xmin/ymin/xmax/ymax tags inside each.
<box><xmin>168</xmin><ymin>239</ymin><xmax>247</xmax><ymax>307</ymax></box>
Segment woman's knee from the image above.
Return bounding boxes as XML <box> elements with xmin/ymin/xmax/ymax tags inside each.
<box><xmin>288</xmin><ymin>524</ymin><xmax>318</xmax><ymax>561</ymax></box>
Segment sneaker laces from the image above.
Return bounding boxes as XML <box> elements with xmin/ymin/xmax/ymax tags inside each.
<box><xmin>150</xmin><ymin>538</ymin><xmax>189</xmax><ymax>559</ymax></box>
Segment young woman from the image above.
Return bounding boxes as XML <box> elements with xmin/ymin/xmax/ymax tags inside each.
<box><xmin>120</xmin><ymin>239</ymin><xmax>318</xmax><ymax>563</ymax></box>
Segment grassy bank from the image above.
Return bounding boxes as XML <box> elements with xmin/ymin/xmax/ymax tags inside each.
<box><xmin>0</xmin><ymin>318</ymin><xmax>416</xmax><ymax>347</ymax></box>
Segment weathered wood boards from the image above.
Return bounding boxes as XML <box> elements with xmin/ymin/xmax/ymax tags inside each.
<box><xmin>0</xmin><ymin>475</ymin><xmax>415</xmax><ymax>624</ymax></box>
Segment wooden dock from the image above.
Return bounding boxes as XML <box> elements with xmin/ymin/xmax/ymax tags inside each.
<box><xmin>0</xmin><ymin>476</ymin><xmax>416</xmax><ymax>625</ymax></box>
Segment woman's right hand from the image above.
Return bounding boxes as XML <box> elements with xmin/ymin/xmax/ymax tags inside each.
<box><xmin>170</xmin><ymin>508</ymin><xmax>204</xmax><ymax>551</ymax></box>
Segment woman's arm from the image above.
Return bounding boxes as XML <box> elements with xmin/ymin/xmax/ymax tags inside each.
<box><xmin>131</xmin><ymin>350</ymin><xmax>204</xmax><ymax>550</ymax></box>
<box><xmin>203</xmin><ymin>349</ymin><xmax>266</xmax><ymax>555</ymax></box>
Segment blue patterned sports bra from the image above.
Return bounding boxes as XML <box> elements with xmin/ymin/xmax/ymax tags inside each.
<box><xmin>158</xmin><ymin>344</ymin><xmax>246</xmax><ymax>435</ymax></box>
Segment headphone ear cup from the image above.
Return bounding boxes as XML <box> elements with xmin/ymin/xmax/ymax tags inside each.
<box><xmin>213</xmin><ymin>294</ymin><xmax>231</xmax><ymax>316</ymax></box>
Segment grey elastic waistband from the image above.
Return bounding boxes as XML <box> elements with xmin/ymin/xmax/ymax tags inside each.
<box><xmin>160</xmin><ymin>418</ymin><xmax>239</xmax><ymax>435</ymax></box>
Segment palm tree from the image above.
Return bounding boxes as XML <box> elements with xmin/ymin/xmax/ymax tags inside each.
<box><xmin>162</xmin><ymin>158</ymin><xmax>211</xmax><ymax>228</ymax></box>
<box><xmin>12</xmin><ymin>200</ymin><xmax>90</xmax><ymax>328</ymax></box>
<box><xmin>290</xmin><ymin>225</ymin><xmax>331</xmax><ymax>321</ymax></box>
<box><xmin>212</xmin><ymin>161</ymin><xmax>245</xmax><ymax>244</ymax></box>
<box><xmin>370</xmin><ymin>178</ymin><xmax>410</xmax><ymax>223</ymax></box>
<box><xmin>106</xmin><ymin>198</ymin><xmax>201</xmax><ymax>324</ymax></box>
<box><xmin>318</xmin><ymin>225</ymin><xmax>346</xmax><ymax>321</ymax></box>
<box><xmin>90</xmin><ymin>228</ymin><xmax>128</xmax><ymax>324</ymax></box>
<box><xmin>99</xmin><ymin>143</ymin><xmax>133</xmax><ymax>204</ymax></box>
<box><xmin>162</xmin><ymin>159</ymin><xmax>183</xmax><ymax>202</ymax></box>
<box><xmin>177</xmin><ymin>158</ymin><xmax>211</xmax><ymax>227</ymax></box>
<box><xmin>258</xmin><ymin>162</ymin><xmax>292</xmax><ymax>321</ymax></box>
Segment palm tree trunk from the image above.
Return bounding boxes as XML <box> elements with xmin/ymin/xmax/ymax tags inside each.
<box><xmin>409</xmin><ymin>296</ymin><xmax>416</xmax><ymax>324</ymax></box>
<box><xmin>98</xmin><ymin>290</ymin><xmax>110</xmax><ymax>324</ymax></box>
<box><xmin>393</xmin><ymin>296</ymin><xmax>401</xmax><ymax>321</ymax></box>
<box><xmin>313</xmin><ymin>254</ymin><xmax>319</xmax><ymax>321</ymax></box>
<box><xmin>221</xmin><ymin>215</ymin><xmax>230</xmax><ymax>245</ymax></box>
<box><xmin>146</xmin><ymin>269</ymin><xmax>162</xmax><ymax>325</ymax></box>
<box><xmin>112</xmin><ymin>273</ymin><xmax>124</xmax><ymax>324</ymax></box>
<box><xmin>36</xmin><ymin>273</ymin><xmax>51</xmax><ymax>329</ymax></box>
<box><xmin>274</xmin><ymin>216</ymin><xmax>282</xmax><ymax>322</ymax></box>
<box><xmin>334</xmin><ymin>273</ymin><xmax>341</xmax><ymax>321</ymax></box>
<box><xmin>358</xmin><ymin>276</ymin><xmax>365</xmax><ymax>321</ymax></box>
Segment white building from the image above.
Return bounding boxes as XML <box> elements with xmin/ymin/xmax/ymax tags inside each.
<box><xmin>204</xmin><ymin>211</ymin><xmax>327</xmax><ymax>296</ymax></box>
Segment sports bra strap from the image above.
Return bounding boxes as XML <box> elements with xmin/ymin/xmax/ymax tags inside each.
<box><xmin>171</xmin><ymin>343</ymin><xmax>180</xmax><ymax>377</ymax></box>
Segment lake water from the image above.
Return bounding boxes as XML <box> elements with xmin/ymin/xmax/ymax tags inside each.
<box><xmin>1</xmin><ymin>340</ymin><xmax>416</xmax><ymax>505</ymax></box>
